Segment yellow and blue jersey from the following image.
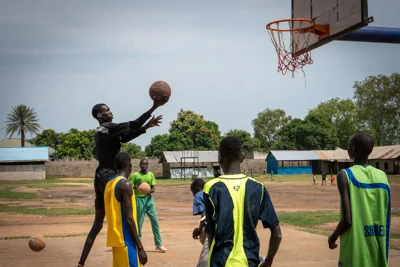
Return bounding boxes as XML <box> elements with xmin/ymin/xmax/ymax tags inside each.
<box><xmin>104</xmin><ymin>175</ymin><xmax>141</xmax><ymax>267</ymax></box>
<box><xmin>204</xmin><ymin>174</ymin><xmax>279</xmax><ymax>267</ymax></box>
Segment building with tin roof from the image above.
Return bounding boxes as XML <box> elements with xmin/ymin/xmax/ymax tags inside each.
<box><xmin>0</xmin><ymin>147</ymin><xmax>49</xmax><ymax>180</ymax></box>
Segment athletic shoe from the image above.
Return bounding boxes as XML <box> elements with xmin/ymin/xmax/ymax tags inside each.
<box><xmin>155</xmin><ymin>245</ymin><xmax>167</xmax><ymax>253</ymax></box>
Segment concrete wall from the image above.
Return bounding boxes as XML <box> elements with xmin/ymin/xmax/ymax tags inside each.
<box><xmin>368</xmin><ymin>159</ymin><xmax>396</xmax><ymax>174</ymax></box>
<box><xmin>45</xmin><ymin>159</ymin><xmax>162</xmax><ymax>178</ymax></box>
<box><xmin>244</xmin><ymin>151</ymin><xmax>268</xmax><ymax>160</ymax></box>
<box><xmin>240</xmin><ymin>159</ymin><xmax>266</xmax><ymax>174</ymax></box>
<box><xmin>0</xmin><ymin>170</ymin><xmax>45</xmax><ymax>180</ymax></box>
<box><xmin>0</xmin><ymin>162</ymin><xmax>46</xmax><ymax>181</ymax></box>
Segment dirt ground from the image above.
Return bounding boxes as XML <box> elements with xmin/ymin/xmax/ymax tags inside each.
<box><xmin>0</xmin><ymin>179</ymin><xmax>399</xmax><ymax>267</ymax></box>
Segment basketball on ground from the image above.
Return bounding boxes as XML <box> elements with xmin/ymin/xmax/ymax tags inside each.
<box><xmin>138</xmin><ymin>182</ymin><xmax>151</xmax><ymax>195</ymax></box>
<box><xmin>149</xmin><ymin>81</ymin><xmax>171</xmax><ymax>103</ymax></box>
<box><xmin>28</xmin><ymin>234</ymin><xmax>46</xmax><ymax>252</ymax></box>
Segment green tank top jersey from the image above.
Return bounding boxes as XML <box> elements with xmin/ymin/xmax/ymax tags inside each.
<box><xmin>340</xmin><ymin>165</ymin><xmax>391</xmax><ymax>267</ymax></box>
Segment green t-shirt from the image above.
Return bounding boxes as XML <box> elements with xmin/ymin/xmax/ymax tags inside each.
<box><xmin>128</xmin><ymin>171</ymin><xmax>157</xmax><ymax>197</ymax></box>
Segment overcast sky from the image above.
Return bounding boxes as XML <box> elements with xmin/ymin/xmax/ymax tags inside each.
<box><xmin>0</xmin><ymin>0</ymin><xmax>399</xmax><ymax>149</ymax></box>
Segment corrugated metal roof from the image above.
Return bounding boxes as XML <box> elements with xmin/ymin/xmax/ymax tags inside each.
<box><xmin>160</xmin><ymin>151</ymin><xmax>218</xmax><ymax>163</ymax></box>
<box><xmin>315</xmin><ymin>150</ymin><xmax>351</xmax><ymax>162</ymax></box>
<box><xmin>368</xmin><ymin>145</ymin><xmax>400</xmax><ymax>159</ymax></box>
<box><xmin>0</xmin><ymin>147</ymin><xmax>49</xmax><ymax>162</ymax></box>
<box><xmin>268</xmin><ymin>151</ymin><xmax>321</xmax><ymax>161</ymax></box>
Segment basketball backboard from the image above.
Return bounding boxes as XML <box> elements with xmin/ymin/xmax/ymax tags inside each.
<box><xmin>292</xmin><ymin>0</ymin><xmax>373</xmax><ymax>56</ymax></box>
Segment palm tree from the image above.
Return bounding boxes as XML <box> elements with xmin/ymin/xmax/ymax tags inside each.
<box><xmin>4</xmin><ymin>105</ymin><xmax>41</xmax><ymax>147</ymax></box>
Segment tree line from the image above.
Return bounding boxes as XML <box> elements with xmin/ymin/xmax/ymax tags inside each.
<box><xmin>4</xmin><ymin>73</ymin><xmax>400</xmax><ymax>160</ymax></box>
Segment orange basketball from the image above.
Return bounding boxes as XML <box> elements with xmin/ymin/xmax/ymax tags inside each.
<box><xmin>28</xmin><ymin>234</ymin><xmax>46</xmax><ymax>252</ymax></box>
<box><xmin>149</xmin><ymin>81</ymin><xmax>171</xmax><ymax>103</ymax></box>
<box><xmin>138</xmin><ymin>182</ymin><xmax>151</xmax><ymax>195</ymax></box>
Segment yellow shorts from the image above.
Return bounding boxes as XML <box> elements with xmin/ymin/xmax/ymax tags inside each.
<box><xmin>112</xmin><ymin>245</ymin><xmax>140</xmax><ymax>267</ymax></box>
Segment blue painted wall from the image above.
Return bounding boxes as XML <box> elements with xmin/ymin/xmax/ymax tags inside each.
<box><xmin>267</xmin><ymin>152</ymin><xmax>313</xmax><ymax>175</ymax></box>
<box><xmin>0</xmin><ymin>147</ymin><xmax>49</xmax><ymax>162</ymax></box>
<box><xmin>277</xmin><ymin>166</ymin><xmax>313</xmax><ymax>175</ymax></box>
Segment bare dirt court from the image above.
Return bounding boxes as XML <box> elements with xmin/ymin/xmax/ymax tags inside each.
<box><xmin>0</xmin><ymin>179</ymin><xmax>399</xmax><ymax>267</ymax></box>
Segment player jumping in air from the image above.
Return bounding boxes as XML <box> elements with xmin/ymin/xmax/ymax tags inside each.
<box><xmin>129</xmin><ymin>159</ymin><xmax>167</xmax><ymax>253</ymax></box>
<box><xmin>77</xmin><ymin>98</ymin><xmax>166</xmax><ymax>267</ymax></box>
<box><xmin>204</xmin><ymin>136</ymin><xmax>282</xmax><ymax>267</ymax></box>
<box><xmin>190</xmin><ymin>178</ymin><xmax>208</xmax><ymax>267</ymax></box>
<box><xmin>328</xmin><ymin>132</ymin><xmax>391</xmax><ymax>267</ymax></box>
<box><xmin>104</xmin><ymin>152</ymin><xmax>147</xmax><ymax>267</ymax></box>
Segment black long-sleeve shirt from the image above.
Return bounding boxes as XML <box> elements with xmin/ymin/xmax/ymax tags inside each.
<box><xmin>94</xmin><ymin>112</ymin><xmax>151</xmax><ymax>168</ymax></box>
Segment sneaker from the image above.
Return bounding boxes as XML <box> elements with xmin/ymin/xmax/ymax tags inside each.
<box><xmin>155</xmin><ymin>245</ymin><xmax>167</xmax><ymax>253</ymax></box>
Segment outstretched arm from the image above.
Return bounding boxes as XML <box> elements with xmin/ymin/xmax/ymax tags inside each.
<box><xmin>119</xmin><ymin>180</ymin><xmax>148</xmax><ymax>265</ymax></box>
<box><xmin>106</xmin><ymin>97</ymin><xmax>167</xmax><ymax>142</ymax></box>
<box><xmin>328</xmin><ymin>170</ymin><xmax>352</xmax><ymax>249</ymax></box>
<box><xmin>120</xmin><ymin>115</ymin><xmax>163</xmax><ymax>143</ymax></box>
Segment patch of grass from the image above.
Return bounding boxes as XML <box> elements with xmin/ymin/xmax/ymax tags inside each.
<box><xmin>0</xmin><ymin>204</ymin><xmax>94</xmax><ymax>216</ymax></box>
<box><xmin>0</xmin><ymin>187</ymin><xmax>38</xmax><ymax>199</ymax></box>
<box><xmin>391</xmin><ymin>233</ymin><xmax>400</xmax><ymax>239</ymax></box>
<box><xmin>26</xmin><ymin>184</ymin><xmax>84</xmax><ymax>189</ymax></box>
<box><xmin>392</xmin><ymin>211</ymin><xmax>400</xmax><ymax>217</ymax></box>
<box><xmin>278</xmin><ymin>211</ymin><xmax>339</xmax><ymax>227</ymax></box>
<box><xmin>388</xmin><ymin>175</ymin><xmax>400</xmax><ymax>183</ymax></box>
<box><xmin>42</xmin><ymin>201</ymin><xmax>59</xmax><ymax>204</ymax></box>
<box><xmin>0</xmin><ymin>232</ymin><xmax>105</xmax><ymax>240</ymax></box>
<box><xmin>390</xmin><ymin>245</ymin><xmax>400</xmax><ymax>251</ymax></box>
<box><xmin>0</xmin><ymin>177</ymin><xmax>92</xmax><ymax>186</ymax></box>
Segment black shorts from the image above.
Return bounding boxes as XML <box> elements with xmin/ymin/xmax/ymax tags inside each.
<box><xmin>94</xmin><ymin>167</ymin><xmax>116</xmax><ymax>211</ymax></box>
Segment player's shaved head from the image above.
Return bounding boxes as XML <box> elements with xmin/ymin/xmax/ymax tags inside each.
<box><xmin>219</xmin><ymin>136</ymin><xmax>243</xmax><ymax>163</ymax></box>
<box><xmin>348</xmin><ymin>132</ymin><xmax>374</xmax><ymax>159</ymax></box>
<box><xmin>115</xmin><ymin>152</ymin><xmax>132</xmax><ymax>171</ymax></box>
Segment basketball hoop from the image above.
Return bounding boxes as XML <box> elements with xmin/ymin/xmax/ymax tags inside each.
<box><xmin>266</xmin><ymin>18</ymin><xmax>329</xmax><ymax>76</ymax></box>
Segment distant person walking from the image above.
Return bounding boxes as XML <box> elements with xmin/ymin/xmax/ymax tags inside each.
<box><xmin>322</xmin><ymin>172</ymin><xmax>327</xmax><ymax>186</ymax></box>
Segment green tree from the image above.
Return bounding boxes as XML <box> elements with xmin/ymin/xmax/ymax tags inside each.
<box><xmin>145</xmin><ymin>109</ymin><xmax>221</xmax><ymax>157</ymax></box>
<box><xmin>354</xmin><ymin>73</ymin><xmax>400</xmax><ymax>145</ymax></box>
<box><xmin>224</xmin><ymin>129</ymin><xmax>261</xmax><ymax>152</ymax></box>
<box><xmin>272</xmin><ymin>118</ymin><xmax>303</xmax><ymax>150</ymax></box>
<box><xmin>169</xmin><ymin>109</ymin><xmax>221</xmax><ymax>150</ymax></box>
<box><xmin>252</xmin><ymin>108</ymin><xmax>292</xmax><ymax>151</ymax></box>
<box><xmin>4</xmin><ymin>105</ymin><xmax>41</xmax><ymax>147</ymax></box>
<box><xmin>145</xmin><ymin>134</ymin><xmax>170</xmax><ymax>158</ymax></box>
<box><xmin>274</xmin><ymin>114</ymin><xmax>339</xmax><ymax>150</ymax></box>
<box><xmin>56</xmin><ymin>129</ymin><xmax>96</xmax><ymax>160</ymax></box>
<box><xmin>145</xmin><ymin>133</ymin><xmax>190</xmax><ymax>158</ymax></box>
<box><xmin>29</xmin><ymin>129</ymin><xmax>60</xmax><ymax>149</ymax></box>
<box><xmin>121</xmin><ymin>142</ymin><xmax>146</xmax><ymax>159</ymax></box>
<box><xmin>308</xmin><ymin>98</ymin><xmax>361</xmax><ymax>149</ymax></box>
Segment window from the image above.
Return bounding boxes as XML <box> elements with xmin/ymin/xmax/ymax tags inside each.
<box><xmin>376</xmin><ymin>162</ymin><xmax>380</xmax><ymax>169</ymax></box>
<box><xmin>384</xmin><ymin>162</ymin><xmax>389</xmax><ymax>170</ymax></box>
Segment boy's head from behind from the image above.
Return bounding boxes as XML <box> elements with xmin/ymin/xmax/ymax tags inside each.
<box><xmin>218</xmin><ymin>136</ymin><xmax>244</xmax><ymax>173</ymax></box>
<box><xmin>115</xmin><ymin>152</ymin><xmax>132</xmax><ymax>177</ymax></box>
<box><xmin>190</xmin><ymin>178</ymin><xmax>205</xmax><ymax>196</ymax></box>
<box><xmin>347</xmin><ymin>132</ymin><xmax>374</xmax><ymax>160</ymax></box>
